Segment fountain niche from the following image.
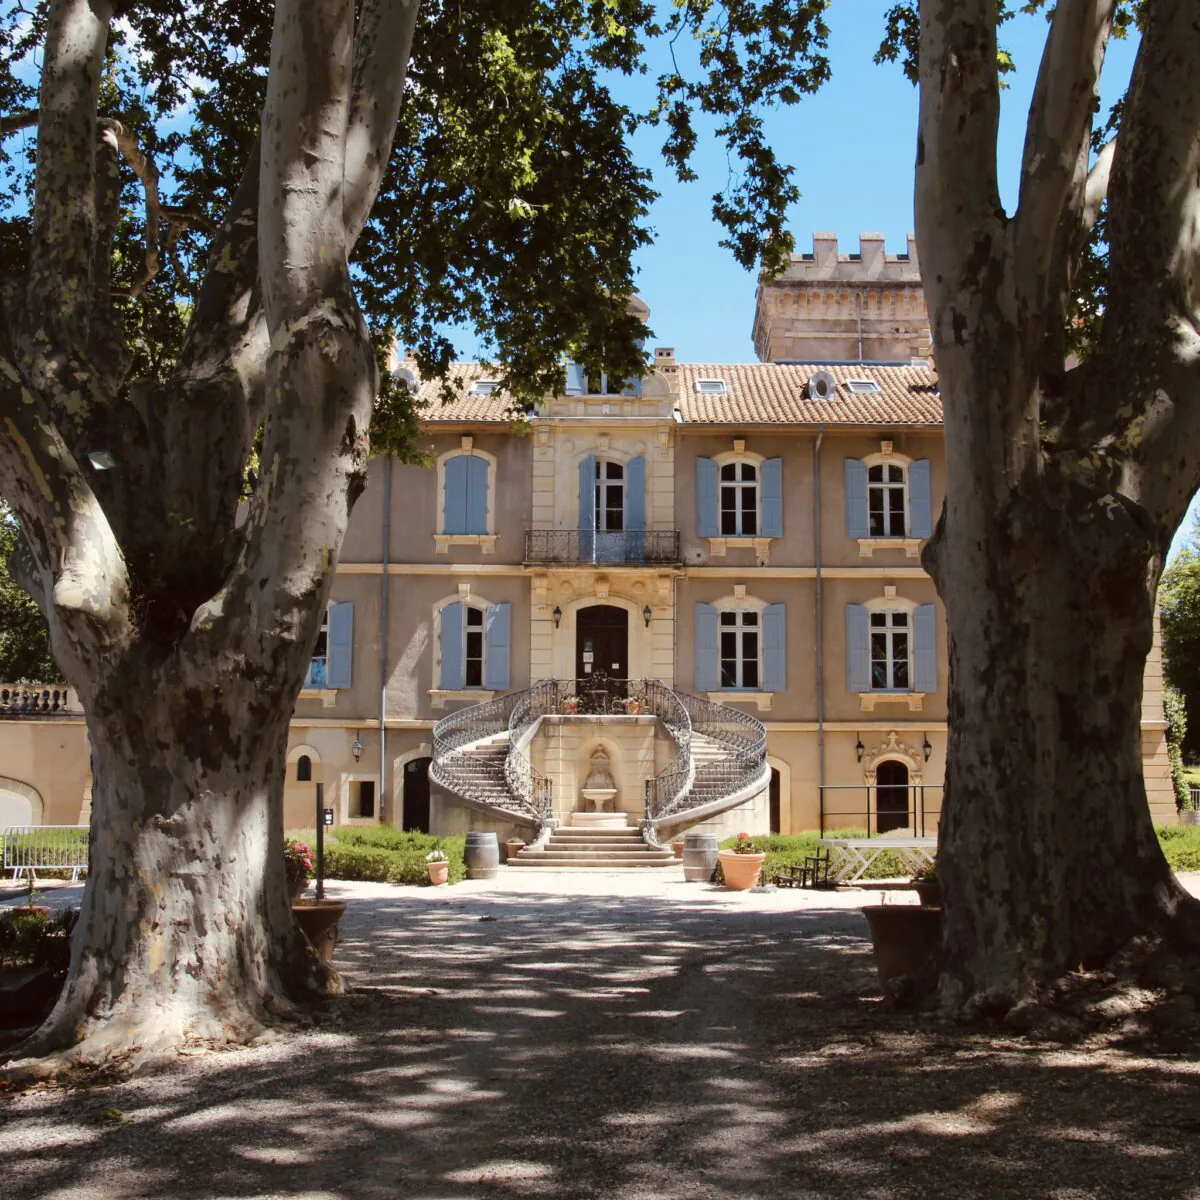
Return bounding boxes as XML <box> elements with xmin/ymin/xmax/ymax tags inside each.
<box><xmin>574</xmin><ymin>746</ymin><xmax>628</xmax><ymax>830</ymax></box>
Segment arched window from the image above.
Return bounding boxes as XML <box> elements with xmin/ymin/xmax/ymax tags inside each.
<box><xmin>869</xmin><ymin>609</ymin><xmax>910</xmax><ymax>690</ymax></box>
<box><xmin>436</xmin><ymin>597</ymin><xmax>511</xmax><ymax>692</ymax></box>
<box><xmin>867</xmin><ymin>462</ymin><xmax>907</xmax><ymax>537</ymax></box>
<box><xmin>594</xmin><ymin>459</ymin><xmax>625</xmax><ymax>531</ymax></box>
<box><xmin>720</xmin><ymin>461</ymin><xmax>758</xmax><ymax>536</ymax></box>
<box><xmin>719</xmin><ymin>608</ymin><xmax>760</xmax><ymax>689</ymax></box>
<box><xmin>296</xmin><ymin>755</ymin><xmax>312</xmax><ymax>782</ymax></box>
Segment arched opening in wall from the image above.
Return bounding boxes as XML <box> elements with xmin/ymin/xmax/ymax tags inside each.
<box><xmin>0</xmin><ymin>782</ymin><xmax>41</xmax><ymax>827</ymax></box>
<box><xmin>296</xmin><ymin>755</ymin><xmax>312</xmax><ymax>782</ymax></box>
<box><xmin>875</xmin><ymin>760</ymin><xmax>910</xmax><ymax>833</ymax></box>
<box><xmin>576</xmin><ymin>604</ymin><xmax>629</xmax><ymax>707</ymax></box>
<box><xmin>403</xmin><ymin>758</ymin><xmax>432</xmax><ymax>833</ymax></box>
<box><xmin>769</xmin><ymin>768</ymin><xmax>781</xmax><ymax>834</ymax></box>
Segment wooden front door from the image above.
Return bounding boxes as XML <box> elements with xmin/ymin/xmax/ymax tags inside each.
<box><xmin>875</xmin><ymin>760</ymin><xmax>910</xmax><ymax>834</ymax></box>
<box><xmin>403</xmin><ymin>757</ymin><xmax>431</xmax><ymax>833</ymax></box>
<box><xmin>576</xmin><ymin>605</ymin><xmax>629</xmax><ymax>681</ymax></box>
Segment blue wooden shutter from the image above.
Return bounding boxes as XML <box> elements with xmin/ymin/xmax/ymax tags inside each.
<box><xmin>464</xmin><ymin>455</ymin><xmax>489</xmax><ymax>535</ymax></box>
<box><xmin>760</xmin><ymin>457</ymin><xmax>783</xmax><ymax>538</ymax></box>
<box><xmin>443</xmin><ymin>455</ymin><xmax>469</xmax><ymax>535</ymax></box>
<box><xmin>326</xmin><ymin>602</ymin><xmax>354</xmax><ymax>689</ymax></box>
<box><xmin>908</xmin><ymin>459</ymin><xmax>932</xmax><ymax>539</ymax></box>
<box><xmin>440</xmin><ymin>602</ymin><xmax>465</xmax><ymax>690</ymax></box>
<box><xmin>485</xmin><ymin>602</ymin><xmax>511</xmax><ymax>690</ymax></box>
<box><xmin>565</xmin><ymin>362</ymin><xmax>587</xmax><ymax>396</ymax></box>
<box><xmin>914</xmin><ymin>603</ymin><xmax>938</xmax><ymax>693</ymax></box>
<box><xmin>695</xmin><ymin>603</ymin><xmax>719</xmax><ymax>691</ymax></box>
<box><xmin>696</xmin><ymin>457</ymin><xmax>718</xmax><ymax>537</ymax></box>
<box><xmin>844</xmin><ymin>459</ymin><xmax>869</xmax><ymax>538</ymax></box>
<box><xmin>625</xmin><ymin>454</ymin><xmax>646</xmax><ymax>561</ymax></box>
<box><xmin>846</xmin><ymin>603</ymin><xmax>870</xmax><ymax>692</ymax></box>
<box><xmin>579</xmin><ymin>454</ymin><xmax>596</xmax><ymax>559</ymax></box>
<box><xmin>762</xmin><ymin>603</ymin><xmax>787</xmax><ymax>691</ymax></box>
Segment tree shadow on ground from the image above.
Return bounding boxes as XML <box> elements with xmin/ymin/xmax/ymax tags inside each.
<box><xmin>3</xmin><ymin>888</ymin><xmax>1200</xmax><ymax>1199</ymax></box>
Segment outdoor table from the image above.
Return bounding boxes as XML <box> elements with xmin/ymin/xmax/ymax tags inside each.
<box><xmin>819</xmin><ymin>836</ymin><xmax>937</xmax><ymax>884</ymax></box>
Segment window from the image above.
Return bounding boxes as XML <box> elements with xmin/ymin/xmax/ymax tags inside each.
<box><xmin>720</xmin><ymin>461</ymin><xmax>758</xmax><ymax>536</ymax></box>
<box><xmin>845</xmin><ymin>378</ymin><xmax>881</xmax><ymax>395</ymax></box>
<box><xmin>870</xmin><ymin>610</ymin><xmax>910</xmax><ymax>690</ymax></box>
<box><xmin>695</xmin><ymin>378</ymin><xmax>728</xmax><ymax>395</ymax></box>
<box><xmin>351</xmin><ymin>780</ymin><xmax>376</xmax><ymax>819</ymax></box>
<box><xmin>595</xmin><ymin>460</ymin><xmax>625</xmax><ymax>532</ymax></box>
<box><xmin>437</xmin><ymin>600</ymin><xmax>511</xmax><ymax>693</ymax></box>
<box><xmin>471</xmin><ymin>379</ymin><xmax>500</xmax><ymax>395</ymax></box>
<box><xmin>719</xmin><ymin>609</ymin><xmax>759</xmax><ymax>689</ymax></box>
<box><xmin>306</xmin><ymin>610</ymin><xmax>329</xmax><ymax>688</ymax></box>
<box><xmin>465</xmin><ymin>606</ymin><xmax>485</xmax><ymax>688</ymax></box>
<box><xmin>441</xmin><ymin>452</ymin><xmax>491</xmax><ymax>536</ymax></box>
<box><xmin>296</xmin><ymin>755</ymin><xmax>312</xmax><ymax>782</ymax></box>
<box><xmin>868</xmin><ymin>462</ymin><xmax>907</xmax><ymax>537</ymax></box>
<box><xmin>303</xmin><ymin>602</ymin><xmax>354</xmax><ymax>690</ymax></box>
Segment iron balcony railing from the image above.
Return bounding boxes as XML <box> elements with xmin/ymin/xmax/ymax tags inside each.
<box><xmin>818</xmin><ymin>783</ymin><xmax>944</xmax><ymax>837</ymax></box>
<box><xmin>524</xmin><ymin>529</ymin><xmax>681</xmax><ymax>566</ymax></box>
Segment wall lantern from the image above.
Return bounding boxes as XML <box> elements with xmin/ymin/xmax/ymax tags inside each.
<box><xmin>922</xmin><ymin>735</ymin><xmax>933</xmax><ymax>762</ymax></box>
<box><xmin>552</xmin><ymin>605</ymin><xmax>563</xmax><ymax>629</ymax></box>
<box><xmin>352</xmin><ymin>733</ymin><xmax>363</xmax><ymax>762</ymax></box>
<box><xmin>855</xmin><ymin>736</ymin><xmax>865</xmax><ymax>763</ymax></box>
<box><xmin>642</xmin><ymin>604</ymin><xmax>653</xmax><ymax>628</ymax></box>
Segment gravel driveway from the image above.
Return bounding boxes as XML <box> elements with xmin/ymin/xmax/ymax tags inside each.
<box><xmin>3</xmin><ymin>873</ymin><xmax>1200</xmax><ymax>1199</ymax></box>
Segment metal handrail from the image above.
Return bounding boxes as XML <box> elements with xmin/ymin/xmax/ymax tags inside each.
<box><xmin>818</xmin><ymin>783</ymin><xmax>944</xmax><ymax>837</ymax></box>
<box><xmin>505</xmin><ymin>680</ymin><xmax>558</xmax><ymax>820</ymax></box>
<box><xmin>524</xmin><ymin>529</ymin><xmax>681</xmax><ymax>566</ymax></box>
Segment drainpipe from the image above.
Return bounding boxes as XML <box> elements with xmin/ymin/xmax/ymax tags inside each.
<box><xmin>379</xmin><ymin>457</ymin><xmax>393</xmax><ymax>823</ymax></box>
<box><xmin>855</xmin><ymin>293</ymin><xmax>864</xmax><ymax>363</ymax></box>
<box><xmin>814</xmin><ymin>427</ymin><xmax>826</xmax><ymax>824</ymax></box>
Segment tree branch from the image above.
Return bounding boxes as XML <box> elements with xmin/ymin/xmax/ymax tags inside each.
<box><xmin>100</xmin><ymin>119</ymin><xmax>160</xmax><ymax>299</ymax></box>
<box><xmin>1082</xmin><ymin>137</ymin><xmax>1115</xmax><ymax>233</ymax></box>
<box><xmin>343</xmin><ymin>0</ymin><xmax>420</xmax><ymax>247</ymax></box>
<box><xmin>1013</xmin><ymin>0</ymin><xmax>1115</xmax><ymax>301</ymax></box>
<box><xmin>0</xmin><ymin>109</ymin><xmax>38</xmax><ymax>137</ymax></box>
<box><xmin>25</xmin><ymin>0</ymin><xmax>112</xmax><ymax>348</ymax></box>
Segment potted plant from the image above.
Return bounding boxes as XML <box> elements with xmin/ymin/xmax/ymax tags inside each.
<box><xmin>561</xmin><ymin>695</ymin><xmax>579</xmax><ymax>715</ymax></box>
<box><xmin>911</xmin><ymin>861</ymin><xmax>940</xmax><ymax>907</ymax></box>
<box><xmin>11</xmin><ymin>875</ymin><xmax>51</xmax><ymax>918</ymax></box>
<box><xmin>425</xmin><ymin>848</ymin><xmax>450</xmax><ymax>886</ymax></box>
<box><xmin>284</xmin><ymin>838</ymin><xmax>315</xmax><ymax>902</ymax></box>
<box><xmin>861</xmin><ymin>902</ymin><xmax>942</xmax><ymax>989</ymax></box>
<box><xmin>505</xmin><ymin>838</ymin><xmax>526</xmax><ymax>863</ymax></box>
<box><xmin>624</xmin><ymin>697</ymin><xmax>643</xmax><ymax>716</ymax></box>
<box><xmin>717</xmin><ymin>832</ymin><xmax>768</xmax><ymax>891</ymax></box>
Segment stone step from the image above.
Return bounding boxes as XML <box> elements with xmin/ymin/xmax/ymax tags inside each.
<box><xmin>509</xmin><ymin>853</ymin><xmax>677</xmax><ymax>867</ymax></box>
<box><xmin>554</xmin><ymin>827</ymin><xmax>643</xmax><ymax>837</ymax></box>
<box><xmin>513</xmin><ymin>847</ymin><xmax>674</xmax><ymax>860</ymax></box>
<box><xmin>544</xmin><ymin>840</ymin><xmax>660</xmax><ymax>851</ymax></box>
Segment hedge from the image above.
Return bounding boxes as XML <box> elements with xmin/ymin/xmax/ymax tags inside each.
<box><xmin>287</xmin><ymin>827</ymin><xmax>467</xmax><ymax>885</ymax></box>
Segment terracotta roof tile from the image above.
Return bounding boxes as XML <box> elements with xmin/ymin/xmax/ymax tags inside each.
<box><xmin>674</xmin><ymin>362</ymin><xmax>941</xmax><ymax>426</ymax></box>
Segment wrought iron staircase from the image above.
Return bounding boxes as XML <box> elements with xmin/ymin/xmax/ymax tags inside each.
<box><xmin>429</xmin><ymin>678</ymin><xmax>770</xmax><ymax>841</ymax></box>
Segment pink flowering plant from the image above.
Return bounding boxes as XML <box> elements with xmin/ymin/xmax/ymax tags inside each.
<box><xmin>727</xmin><ymin>832</ymin><xmax>762</xmax><ymax>855</ymax></box>
<box><xmin>284</xmin><ymin>838</ymin><xmax>315</xmax><ymax>887</ymax></box>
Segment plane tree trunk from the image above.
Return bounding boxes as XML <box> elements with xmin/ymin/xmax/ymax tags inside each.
<box><xmin>0</xmin><ymin>0</ymin><xmax>420</xmax><ymax>1073</ymax></box>
<box><xmin>915</xmin><ymin>0</ymin><xmax>1200</xmax><ymax>1015</ymax></box>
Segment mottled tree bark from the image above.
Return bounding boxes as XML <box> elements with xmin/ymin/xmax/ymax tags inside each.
<box><xmin>0</xmin><ymin>0</ymin><xmax>419</xmax><ymax>1072</ymax></box>
<box><xmin>916</xmin><ymin>0</ymin><xmax>1200</xmax><ymax>1013</ymax></box>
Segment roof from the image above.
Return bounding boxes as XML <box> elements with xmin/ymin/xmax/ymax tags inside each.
<box><xmin>407</xmin><ymin>359</ymin><xmax>942</xmax><ymax>427</ymax></box>
<box><xmin>674</xmin><ymin>362</ymin><xmax>941</xmax><ymax>426</ymax></box>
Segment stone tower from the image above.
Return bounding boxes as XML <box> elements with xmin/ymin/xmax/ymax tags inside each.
<box><xmin>751</xmin><ymin>233</ymin><xmax>931</xmax><ymax>364</ymax></box>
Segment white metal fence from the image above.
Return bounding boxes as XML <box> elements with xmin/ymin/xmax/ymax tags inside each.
<box><xmin>2</xmin><ymin>825</ymin><xmax>89</xmax><ymax>881</ymax></box>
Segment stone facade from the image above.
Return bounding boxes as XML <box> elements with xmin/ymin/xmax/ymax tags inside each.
<box><xmin>0</xmin><ymin>233</ymin><xmax>1175</xmax><ymax>836</ymax></box>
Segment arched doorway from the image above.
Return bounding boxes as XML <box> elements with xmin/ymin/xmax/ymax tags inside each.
<box><xmin>403</xmin><ymin>757</ymin><xmax>432</xmax><ymax>833</ymax></box>
<box><xmin>576</xmin><ymin>605</ymin><xmax>629</xmax><ymax>682</ymax></box>
<box><xmin>769</xmin><ymin>768</ymin><xmax>781</xmax><ymax>834</ymax></box>
<box><xmin>875</xmin><ymin>760</ymin><xmax>910</xmax><ymax>833</ymax></box>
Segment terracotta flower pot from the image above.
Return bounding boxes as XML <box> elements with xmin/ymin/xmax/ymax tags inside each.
<box><xmin>861</xmin><ymin>904</ymin><xmax>942</xmax><ymax>989</ymax></box>
<box><xmin>671</xmin><ymin>840</ymin><xmax>685</xmax><ymax>859</ymax></box>
<box><xmin>718</xmin><ymin>850</ymin><xmax>766</xmax><ymax>891</ymax></box>
<box><xmin>8</xmin><ymin>905</ymin><xmax>52</xmax><ymax>919</ymax></box>
<box><xmin>292</xmin><ymin>898</ymin><xmax>347</xmax><ymax>964</ymax></box>
<box><xmin>505</xmin><ymin>841</ymin><xmax>526</xmax><ymax>862</ymax></box>
<box><xmin>913</xmin><ymin>879</ymin><xmax>941</xmax><ymax>907</ymax></box>
<box><xmin>287</xmin><ymin>877</ymin><xmax>309</xmax><ymax>903</ymax></box>
<box><xmin>426</xmin><ymin>861</ymin><xmax>450</xmax><ymax>886</ymax></box>
<box><xmin>561</xmin><ymin>698</ymin><xmax>579</xmax><ymax>714</ymax></box>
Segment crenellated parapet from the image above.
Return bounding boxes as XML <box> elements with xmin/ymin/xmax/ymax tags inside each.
<box><xmin>752</xmin><ymin>233</ymin><xmax>931</xmax><ymax>365</ymax></box>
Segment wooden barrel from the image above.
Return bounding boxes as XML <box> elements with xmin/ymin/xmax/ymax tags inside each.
<box><xmin>682</xmin><ymin>833</ymin><xmax>718</xmax><ymax>882</ymax></box>
<box><xmin>464</xmin><ymin>831</ymin><xmax>500</xmax><ymax>880</ymax></box>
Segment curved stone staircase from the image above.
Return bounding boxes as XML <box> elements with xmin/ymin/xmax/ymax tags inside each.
<box><xmin>429</xmin><ymin>678</ymin><xmax>770</xmax><ymax>864</ymax></box>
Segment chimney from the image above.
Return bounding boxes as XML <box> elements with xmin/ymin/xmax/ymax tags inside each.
<box><xmin>655</xmin><ymin>346</ymin><xmax>677</xmax><ymax>376</ymax></box>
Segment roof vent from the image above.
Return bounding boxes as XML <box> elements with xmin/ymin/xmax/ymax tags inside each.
<box><xmin>392</xmin><ymin>366</ymin><xmax>417</xmax><ymax>390</ymax></box>
<box><xmin>808</xmin><ymin>370</ymin><xmax>838</xmax><ymax>401</ymax></box>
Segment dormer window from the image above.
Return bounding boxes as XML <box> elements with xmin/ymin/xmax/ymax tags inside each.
<box><xmin>845</xmin><ymin>379</ymin><xmax>881</xmax><ymax>395</ymax></box>
<box><xmin>471</xmin><ymin>379</ymin><xmax>500</xmax><ymax>396</ymax></box>
<box><xmin>694</xmin><ymin>378</ymin><xmax>728</xmax><ymax>395</ymax></box>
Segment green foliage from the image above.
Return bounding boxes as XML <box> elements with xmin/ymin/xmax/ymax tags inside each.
<box><xmin>291</xmin><ymin>827</ymin><xmax>468</xmax><ymax>886</ymax></box>
<box><xmin>0</xmin><ymin>504</ymin><xmax>61</xmax><ymax>682</ymax></box>
<box><xmin>720</xmin><ymin>829</ymin><xmax>910</xmax><ymax>881</ymax></box>
<box><xmin>0</xmin><ymin>907</ymin><xmax>76</xmax><ymax>972</ymax></box>
<box><xmin>1155</xmin><ymin>825</ymin><xmax>1200</xmax><ymax>873</ymax></box>
<box><xmin>1160</xmin><ymin>530</ymin><xmax>1200</xmax><ymax>763</ymax></box>
<box><xmin>1164</xmin><ymin>686</ymin><xmax>1192</xmax><ymax>810</ymax></box>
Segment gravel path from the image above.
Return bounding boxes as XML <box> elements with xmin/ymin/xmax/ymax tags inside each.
<box><xmin>3</xmin><ymin>873</ymin><xmax>1200</xmax><ymax>1199</ymax></box>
